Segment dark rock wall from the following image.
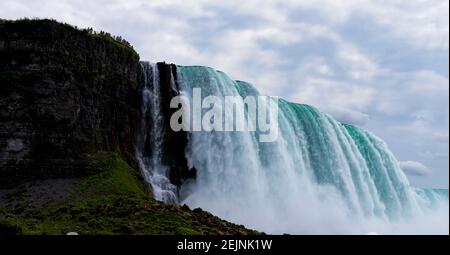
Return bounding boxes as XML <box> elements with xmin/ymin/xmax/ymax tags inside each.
<box><xmin>156</xmin><ymin>63</ymin><xmax>195</xmax><ymax>187</ymax></box>
<box><xmin>0</xmin><ymin>20</ymin><xmax>141</xmax><ymax>187</ymax></box>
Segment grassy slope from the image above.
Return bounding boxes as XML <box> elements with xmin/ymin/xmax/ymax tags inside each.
<box><xmin>0</xmin><ymin>153</ymin><xmax>258</xmax><ymax>235</ymax></box>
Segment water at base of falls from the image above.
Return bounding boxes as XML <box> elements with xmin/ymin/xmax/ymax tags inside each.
<box><xmin>138</xmin><ymin>62</ymin><xmax>449</xmax><ymax>234</ymax></box>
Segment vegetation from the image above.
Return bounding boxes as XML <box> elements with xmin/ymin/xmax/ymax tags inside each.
<box><xmin>0</xmin><ymin>152</ymin><xmax>200</xmax><ymax>235</ymax></box>
<box><xmin>0</xmin><ymin>18</ymin><xmax>139</xmax><ymax>61</ymax></box>
<box><xmin>0</xmin><ymin>152</ymin><xmax>257</xmax><ymax>235</ymax></box>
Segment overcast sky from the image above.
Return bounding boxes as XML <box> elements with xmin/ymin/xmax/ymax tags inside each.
<box><xmin>1</xmin><ymin>0</ymin><xmax>448</xmax><ymax>188</ymax></box>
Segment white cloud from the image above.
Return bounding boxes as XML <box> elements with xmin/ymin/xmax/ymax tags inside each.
<box><xmin>363</xmin><ymin>0</ymin><xmax>449</xmax><ymax>49</ymax></box>
<box><xmin>419</xmin><ymin>151</ymin><xmax>449</xmax><ymax>160</ymax></box>
<box><xmin>296</xmin><ymin>57</ymin><xmax>335</xmax><ymax>77</ymax></box>
<box><xmin>325</xmin><ymin>107</ymin><xmax>370</xmax><ymax>126</ymax></box>
<box><xmin>290</xmin><ymin>77</ymin><xmax>375</xmax><ymax>114</ymax></box>
<box><xmin>400</xmin><ymin>161</ymin><xmax>431</xmax><ymax>176</ymax></box>
<box><xmin>375</xmin><ymin>70</ymin><xmax>449</xmax><ymax>116</ymax></box>
<box><xmin>336</xmin><ymin>42</ymin><xmax>379</xmax><ymax>80</ymax></box>
<box><xmin>410</xmin><ymin>70</ymin><xmax>450</xmax><ymax>95</ymax></box>
<box><xmin>402</xmin><ymin>118</ymin><xmax>449</xmax><ymax>143</ymax></box>
<box><xmin>284</xmin><ymin>0</ymin><xmax>449</xmax><ymax>49</ymax></box>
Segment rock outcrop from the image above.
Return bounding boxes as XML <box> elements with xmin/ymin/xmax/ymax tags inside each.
<box><xmin>0</xmin><ymin>19</ymin><xmax>141</xmax><ymax>187</ymax></box>
<box><xmin>155</xmin><ymin>63</ymin><xmax>195</xmax><ymax>186</ymax></box>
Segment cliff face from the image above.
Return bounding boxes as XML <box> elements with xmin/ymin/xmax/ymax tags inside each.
<box><xmin>155</xmin><ymin>63</ymin><xmax>194</xmax><ymax>186</ymax></box>
<box><xmin>0</xmin><ymin>20</ymin><xmax>141</xmax><ymax>187</ymax></box>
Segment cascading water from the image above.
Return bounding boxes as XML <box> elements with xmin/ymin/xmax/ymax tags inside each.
<box><xmin>138</xmin><ymin>63</ymin><xmax>449</xmax><ymax>234</ymax></box>
<box><xmin>136</xmin><ymin>62</ymin><xmax>178</xmax><ymax>204</ymax></box>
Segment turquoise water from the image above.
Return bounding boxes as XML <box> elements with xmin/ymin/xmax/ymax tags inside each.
<box><xmin>140</xmin><ymin>63</ymin><xmax>449</xmax><ymax>234</ymax></box>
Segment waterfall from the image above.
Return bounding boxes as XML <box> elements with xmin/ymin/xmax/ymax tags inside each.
<box><xmin>137</xmin><ymin>62</ymin><xmax>178</xmax><ymax>204</ymax></box>
<box><xmin>138</xmin><ymin>63</ymin><xmax>449</xmax><ymax>234</ymax></box>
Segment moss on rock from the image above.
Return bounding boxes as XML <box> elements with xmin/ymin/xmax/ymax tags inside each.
<box><xmin>0</xmin><ymin>153</ymin><xmax>259</xmax><ymax>235</ymax></box>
